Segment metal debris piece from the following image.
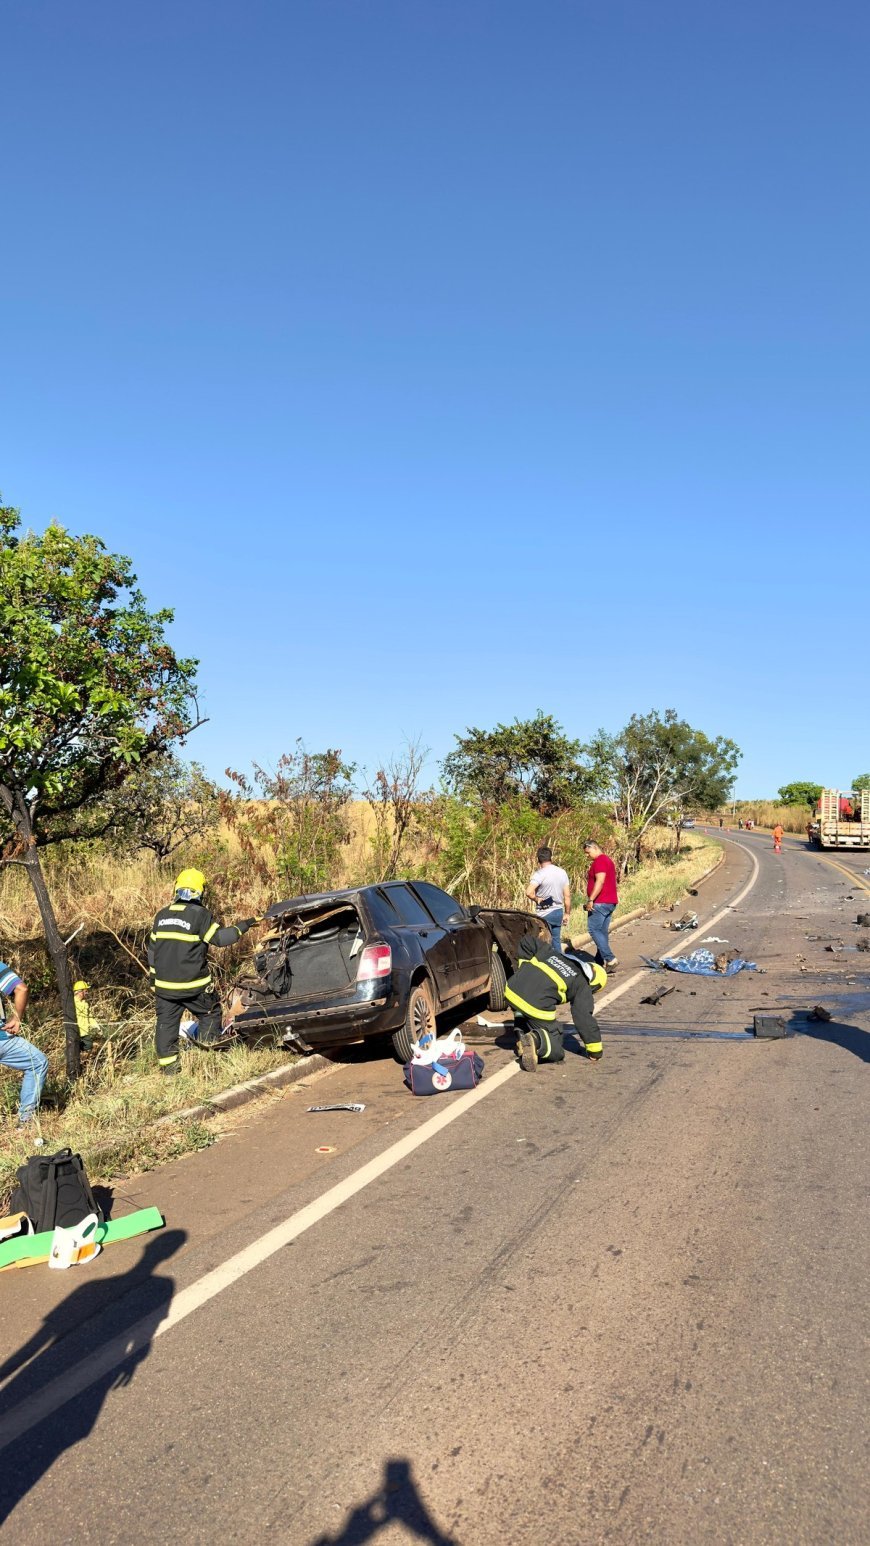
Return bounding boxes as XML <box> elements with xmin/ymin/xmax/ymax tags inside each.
<box><xmin>753</xmin><ymin>1015</ymin><xmax>787</xmax><ymax>1039</ymax></box>
<box><xmin>307</xmin><ymin>1103</ymin><xmax>366</xmax><ymax>1113</ymax></box>
<box><xmin>856</xmin><ymin>937</ymin><xmax>870</xmax><ymax>953</ymax></box>
<box><xmin>670</xmin><ymin>912</ymin><xmax>699</xmax><ymax>932</ymax></box>
<box><xmin>640</xmin><ymin>983</ymin><xmax>677</xmax><ymax>1006</ymax></box>
<box><xmin>809</xmin><ymin>1006</ymin><xmax>832</xmax><ymax>1022</ymax></box>
<box><xmin>856</xmin><ymin>913</ymin><xmax>870</xmax><ymax>927</ymax></box>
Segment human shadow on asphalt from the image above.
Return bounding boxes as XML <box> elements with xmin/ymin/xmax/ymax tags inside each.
<box><xmin>308</xmin><ymin>1457</ymin><xmax>459</xmax><ymax>1545</ymax></box>
<box><xmin>789</xmin><ymin>1012</ymin><xmax>870</xmax><ymax>1063</ymax></box>
<box><xmin>0</xmin><ymin>1229</ymin><xmax>186</xmax><ymax>1527</ymax></box>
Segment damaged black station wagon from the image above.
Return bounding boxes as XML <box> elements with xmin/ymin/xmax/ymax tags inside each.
<box><xmin>231</xmin><ymin>880</ymin><xmax>547</xmax><ymax>1062</ymax></box>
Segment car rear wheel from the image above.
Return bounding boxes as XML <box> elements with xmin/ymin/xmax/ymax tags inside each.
<box><xmin>391</xmin><ymin>980</ymin><xmax>436</xmax><ymax>1063</ymax></box>
<box><xmin>487</xmin><ymin>950</ymin><xmax>508</xmax><ymax>1011</ymax></box>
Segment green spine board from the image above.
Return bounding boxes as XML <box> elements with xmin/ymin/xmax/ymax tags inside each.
<box><xmin>0</xmin><ymin>1207</ymin><xmax>165</xmax><ymax>1268</ymax></box>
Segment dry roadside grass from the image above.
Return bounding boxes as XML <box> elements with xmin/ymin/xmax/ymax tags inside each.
<box><xmin>722</xmin><ymin>802</ymin><xmax>812</xmax><ymax>834</ymax></box>
<box><xmin>1</xmin><ymin>1016</ymin><xmax>295</xmax><ymax>1207</ymax></box>
<box><xmin>0</xmin><ymin>804</ymin><xmax>384</xmax><ymax>945</ymax></box>
<box><xmin>1</xmin><ymin>833</ymin><xmax>721</xmax><ymax>1207</ymax></box>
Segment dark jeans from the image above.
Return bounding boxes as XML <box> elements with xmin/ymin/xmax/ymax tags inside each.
<box><xmin>587</xmin><ymin>903</ymin><xmax>616</xmax><ymax>964</ymax></box>
<box><xmin>538</xmin><ymin>907</ymin><xmax>564</xmax><ymax>952</ymax></box>
<box><xmin>155</xmin><ymin>989</ymin><xmax>223</xmax><ymax>1070</ymax></box>
<box><xmin>514</xmin><ymin>1013</ymin><xmax>565</xmax><ymax>1064</ymax></box>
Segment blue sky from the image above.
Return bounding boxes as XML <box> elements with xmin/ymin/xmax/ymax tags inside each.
<box><xmin>2</xmin><ymin>1</ymin><xmax>867</xmax><ymax>798</ymax></box>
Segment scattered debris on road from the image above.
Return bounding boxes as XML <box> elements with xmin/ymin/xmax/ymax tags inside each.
<box><xmin>810</xmin><ymin>1006</ymin><xmax>832</xmax><ymax>1022</ymax></box>
<box><xmin>856</xmin><ymin>912</ymin><xmax>870</xmax><ymax>927</ymax></box>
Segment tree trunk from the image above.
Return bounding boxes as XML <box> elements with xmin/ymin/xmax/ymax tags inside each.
<box><xmin>1</xmin><ymin>785</ymin><xmax>80</xmax><ymax>1079</ymax></box>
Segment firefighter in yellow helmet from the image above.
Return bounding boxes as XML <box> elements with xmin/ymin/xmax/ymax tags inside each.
<box><xmin>147</xmin><ymin>869</ymin><xmax>258</xmax><ymax>1075</ymax></box>
<box><xmin>505</xmin><ymin>932</ymin><xmax>606</xmax><ymax>1072</ymax></box>
<box><xmin>73</xmin><ymin>980</ymin><xmax>98</xmax><ymax>1052</ymax></box>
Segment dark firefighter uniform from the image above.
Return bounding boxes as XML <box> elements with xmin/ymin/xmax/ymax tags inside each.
<box><xmin>148</xmin><ymin>874</ymin><xmax>256</xmax><ymax>1074</ymax></box>
<box><xmin>505</xmin><ymin>932</ymin><xmax>605</xmax><ymax>1070</ymax></box>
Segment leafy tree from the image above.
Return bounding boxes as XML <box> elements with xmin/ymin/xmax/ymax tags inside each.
<box><xmin>226</xmin><ymin>743</ymin><xmax>356</xmax><ymax>895</ymax></box>
<box><xmin>584</xmin><ymin>709</ymin><xmax>741</xmax><ymax>869</ymax></box>
<box><xmin>777</xmin><ymin>781</ymin><xmax>823</xmax><ymax>808</ymax></box>
<box><xmin>851</xmin><ymin>773</ymin><xmax>870</xmax><ymax>793</ymax></box>
<box><xmin>113</xmin><ymin>756</ymin><xmax>221</xmax><ymax>861</ymax></box>
<box><xmin>442</xmin><ymin>712</ymin><xmax>590</xmax><ymax>815</ymax></box>
<box><xmin>362</xmin><ymin>739</ymin><xmax>431</xmax><ymax>881</ymax></box>
<box><xmin>0</xmin><ymin>505</ymin><xmax>201</xmax><ymax>1076</ymax></box>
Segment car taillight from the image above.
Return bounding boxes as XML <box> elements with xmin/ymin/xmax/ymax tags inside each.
<box><xmin>356</xmin><ymin>943</ymin><xmax>392</xmax><ymax>981</ymax></box>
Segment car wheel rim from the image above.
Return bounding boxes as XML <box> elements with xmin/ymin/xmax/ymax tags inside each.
<box><xmin>413</xmin><ymin>994</ymin><xmax>433</xmax><ymax>1037</ymax></box>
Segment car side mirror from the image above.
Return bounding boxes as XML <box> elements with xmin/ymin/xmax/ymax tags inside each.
<box><xmin>445</xmin><ymin>911</ymin><xmax>468</xmax><ymax>925</ymax></box>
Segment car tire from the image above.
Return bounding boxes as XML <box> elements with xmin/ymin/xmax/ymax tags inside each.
<box><xmin>391</xmin><ymin>980</ymin><xmax>436</xmax><ymax>1064</ymax></box>
<box><xmin>487</xmin><ymin>950</ymin><xmax>508</xmax><ymax>1012</ymax></box>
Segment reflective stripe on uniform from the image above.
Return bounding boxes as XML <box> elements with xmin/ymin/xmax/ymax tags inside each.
<box><xmin>585</xmin><ymin>1041</ymin><xmax>602</xmax><ymax>1053</ymax></box>
<box><xmin>151</xmin><ymin>931</ymin><xmax>202</xmax><ymax>943</ymax></box>
<box><xmin>158</xmin><ymin>1054</ymin><xmax>179</xmax><ymax>1066</ymax></box>
<box><xmin>505</xmin><ymin>986</ymin><xmax>556</xmax><ymax>1021</ymax></box>
<box><xmin>153</xmin><ymin>975</ymin><xmax>212</xmax><ymax>992</ymax></box>
<box><xmin>203</xmin><ymin>921</ymin><xmax>219</xmax><ymax>943</ymax></box>
<box><xmin>528</xmin><ymin>958</ymin><xmax>568</xmax><ymax>1000</ymax></box>
<box><xmin>168</xmin><ymin>904</ymin><xmax>186</xmax><ymax>912</ymax></box>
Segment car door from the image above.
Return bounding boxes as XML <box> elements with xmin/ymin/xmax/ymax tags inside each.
<box><xmin>380</xmin><ymin>884</ymin><xmax>455</xmax><ymax>1007</ymax></box>
<box><xmin>411</xmin><ymin>883</ymin><xmax>491</xmax><ymax>996</ymax></box>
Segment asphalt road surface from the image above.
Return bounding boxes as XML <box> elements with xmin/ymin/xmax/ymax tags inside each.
<box><xmin>1</xmin><ymin>837</ymin><xmax>867</xmax><ymax>1545</ymax></box>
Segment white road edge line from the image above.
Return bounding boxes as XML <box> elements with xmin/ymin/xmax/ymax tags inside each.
<box><xmin>0</xmin><ymin>839</ymin><xmax>760</xmax><ymax>1449</ymax></box>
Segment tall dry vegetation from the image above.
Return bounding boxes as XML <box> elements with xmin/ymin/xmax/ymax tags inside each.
<box><xmin>724</xmin><ymin>802</ymin><xmax>814</xmax><ymax>834</ymax></box>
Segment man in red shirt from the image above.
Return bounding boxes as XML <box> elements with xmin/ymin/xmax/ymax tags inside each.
<box><xmin>583</xmin><ymin>838</ymin><xmax>619</xmax><ymax>971</ymax></box>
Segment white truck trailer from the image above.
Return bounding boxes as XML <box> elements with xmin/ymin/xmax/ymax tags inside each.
<box><xmin>813</xmin><ymin>789</ymin><xmax>870</xmax><ymax>849</ymax></box>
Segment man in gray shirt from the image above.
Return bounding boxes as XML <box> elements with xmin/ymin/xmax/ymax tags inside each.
<box><xmin>525</xmin><ymin>846</ymin><xmax>572</xmax><ymax>951</ymax></box>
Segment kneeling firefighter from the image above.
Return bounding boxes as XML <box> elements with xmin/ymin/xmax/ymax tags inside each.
<box><xmin>505</xmin><ymin>933</ymin><xmax>606</xmax><ymax>1073</ymax></box>
<box><xmin>148</xmin><ymin>869</ymin><xmax>258</xmax><ymax>1076</ymax></box>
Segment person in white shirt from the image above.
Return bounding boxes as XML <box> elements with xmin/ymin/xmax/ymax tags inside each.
<box><xmin>525</xmin><ymin>847</ymin><xmax>571</xmax><ymax>951</ymax></box>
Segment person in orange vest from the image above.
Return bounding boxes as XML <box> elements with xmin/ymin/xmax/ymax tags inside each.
<box><xmin>772</xmin><ymin>823</ymin><xmax>784</xmax><ymax>852</ymax></box>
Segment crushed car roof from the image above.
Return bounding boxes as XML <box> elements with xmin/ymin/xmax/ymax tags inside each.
<box><xmin>265</xmin><ymin>888</ymin><xmax>361</xmax><ymax>920</ymax></box>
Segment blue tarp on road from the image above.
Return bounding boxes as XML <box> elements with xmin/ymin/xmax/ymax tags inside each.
<box><xmin>641</xmin><ymin>949</ymin><xmax>757</xmax><ymax>977</ymax></box>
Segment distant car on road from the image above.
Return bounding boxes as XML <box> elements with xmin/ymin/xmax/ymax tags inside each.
<box><xmin>679</xmin><ymin>817</ymin><xmax>696</xmax><ymax>829</ymax></box>
<box><xmin>231</xmin><ymin>880</ymin><xmax>548</xmax><ymax>1062</ymax></box>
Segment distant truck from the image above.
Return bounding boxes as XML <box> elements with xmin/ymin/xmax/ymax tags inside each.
<box><xmin>811</xmin><ymin>789</ymin><xmax>870</xmax><ymax>849</ymax></box>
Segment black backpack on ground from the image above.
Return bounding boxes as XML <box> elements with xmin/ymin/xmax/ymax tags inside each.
<box><xmin>11</xmin><ymin>1147</ymin><xmax>102</xmax><ymax>1232</ymax></box>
